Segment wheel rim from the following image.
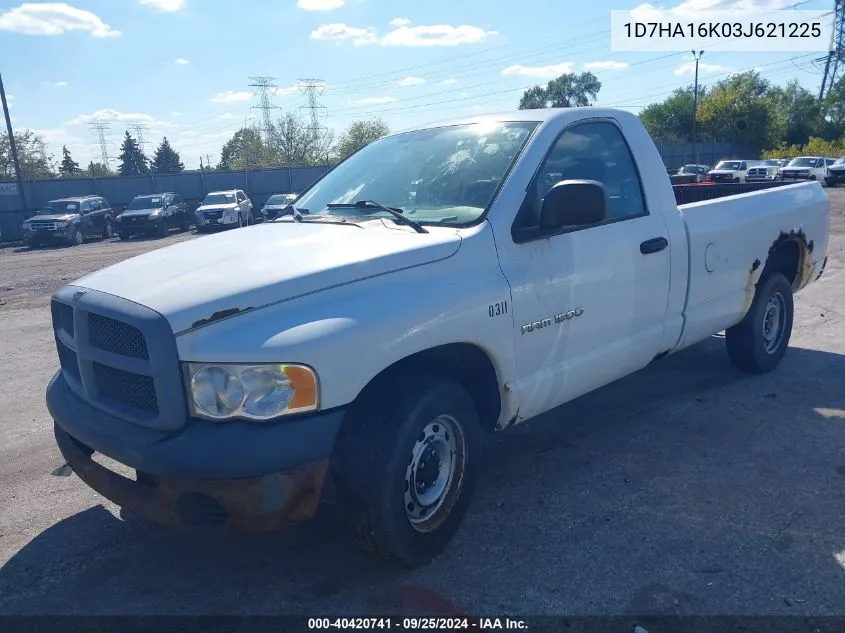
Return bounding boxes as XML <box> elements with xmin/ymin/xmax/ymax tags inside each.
<box><xmin>762</xmin><ymin>291</ymin><xmax>787</xmax><ymax>354</ymax></box>
<box><xmin>105</xmin><ymin>223</ymin><xmax>113</xmax><ymax>238</ymax></box>
<box><xmin>74</xmin><ymin>230</ymin><xmax>82</xmax><ymax>245</ymax></box>
<box><xmin>404</xmin><ymin>414</ymin><xmax>467</xmax><ymax>533</ymax></box>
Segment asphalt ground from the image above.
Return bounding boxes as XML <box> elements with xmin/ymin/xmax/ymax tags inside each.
<box><xmin>1</xmin><ymin>192</ymin><xmax>844</xmax><ymax>619</ymax></box>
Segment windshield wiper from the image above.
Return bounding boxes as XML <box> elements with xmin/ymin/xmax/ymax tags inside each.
<box><xmin>326</xmin><ymin>200</ymin><xmax>428</xmax><ymax>234</ymax></box>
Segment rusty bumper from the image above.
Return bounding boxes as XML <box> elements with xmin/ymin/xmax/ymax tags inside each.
<box><xmin>55</xmin><ymin>424</ymin><xmax>329</xmax><ymax>532</ymax></box>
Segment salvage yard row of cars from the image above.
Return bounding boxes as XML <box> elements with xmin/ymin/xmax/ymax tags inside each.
<box><xmin>20</xmin><ymin>189</ymin><xmax>299</xmax><ymax>247</ymax></box>
<box><xmin>672</xmin><ymin>155</ymin><xmax>845</xmax><ymax>184</ymax></box>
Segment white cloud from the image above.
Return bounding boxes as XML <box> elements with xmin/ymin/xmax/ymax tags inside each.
<box><xmin>43</xmin><ymin>80</ymin><xmax>68</xmax><ymax>87</ymax></box>
<box><xmin>172</xmin><ymin>111</ymin><xmax>183</xmax><ymax>116</ymax></box>
<box><xmin>174</xmin><ymin>57</ymin><xmax>189</xmax><ymax>65</ymax></box>
<box><xmin>67</xmin><ymin>108</ymin><xmax>175</xmax><ymax>128</ymax></box>
<box><xmin>382</xmin><ymin>23</ymin><xmax>496</xmax><ymax>47</ymax></box>
<box><xmin>674</xmin><ymin>61</ymin><xmax>728</xmax><ymax>75</ymax></box>
<box><xmin>584</xmin><ymin>61</ymin><xmax>629</xmax><ymax>71</ymax></box>
<box><xmin>0</xmin><ymin>2</ymin><xmax>120</xmax><ymax>37</ymax></box>
<box><xmin>138</xmin><ymin>0</ymin><xmax>185</xmax><ymax>12</ymax></box>
<box><xmin>631</xmin><ymin>0</ymin><xmax>794</xmax><ymax>21</ymax></box>
<box><xmin>297</xmin><ymin>0</ymin><xmax>344</xmax><ymax>10</ymax></box>
<box><xmin>441</xmin><ymin>78</ymin><xmax>458</xmax><ymax>85</ymax></box>
<box><xmin>311</xmin><ymin>19</ymin><xmax>496</xmax><ymax>47</ymax></box>
<box><xmin>347</xmin><ymin>96</ymin><xmax>398</xmax><ymax>105</ymax></box>
<box><xmin>398</xmin><ymin>76</ymin><xmax>425</xmax><ymax>87</ymax></box>
<box><xmin>310</xmin><ymin>23</ymin><xmax>378</xmax><ymax>44</ymax></box>
<box><xmin>31</xmin><ymin>127</ymin><xmax>87</xmax><ymax>147</ymax></box>
<box><xmin>501</xmin><ymin>62</ymin><xmax>575</xmax><ymax>78</ymax></box>
<box><xmin>210</xmin><ymin>90</ymin><xmax>253</xmax><ymax>103</ymax></box>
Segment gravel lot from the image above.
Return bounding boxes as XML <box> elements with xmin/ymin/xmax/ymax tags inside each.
<box><xmin>1</xmin><ymin>193</ymin><xmax>844</xmax><ymax>618</ymax></box>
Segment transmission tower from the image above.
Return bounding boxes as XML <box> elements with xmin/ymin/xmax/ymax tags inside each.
<box><xmin>249</xmin><ymin>76</ymin><xmax>281</xmax><ymax>145</ymax></box>
<box><xmin>89</xmin><ymin>122</ymin><xmax>112</xmax><ymax>169</ymax></box>
<box><xmin>298</xmin><ymin>78</ymin><xmax>328</xmax><ymax>153</ymax></box>
<box><xmin>130</xmin><ymin>123</ymin><xmax>150</xmax><ymax>153</ymax></box>
<box><xmin>819</xmin><ymin>0</ymin><xmax>845</xmax><ymax>100</ymax></box>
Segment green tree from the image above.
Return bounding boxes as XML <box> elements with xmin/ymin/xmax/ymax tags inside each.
<box><xmin>768</xmin><ymin>80</ymin><xmax>822</xmax><ymax>147</ymax></box>
<box><xmin>696</xmin><ymin>71</ymin><xmax>778</xmax><ymax>152</ymax></box>
<box><xmin>117</xmin><ymin>131</ymin><xmax>150</xmax><ymax>176</ymax></box>
<box><xmin>87</xmin><ymin>161</ymin><xmax>114</xmax><ymax>177</ymax></box>
<box><xmin>639</xmin><ymin>86</ymin><xmax>704</xmax><ymax>142</ymax></box>
<box><xmin>334</xmin><ymin>118</ymin><xmax>390</xmax><ymax>161</ymax></box>
<box><xmin>518</xmin><ymin>71</ymin><xmax>601</xmax><ymax>109</ymax></box>
<box><xmin>270</xmin><ymin>112</ymin><xmax>317</xmax><ymax>166</ymax></box>
<box><xmin>218</xmin><ymin>127</ymin><xmax>270</xmax><ymax>170</ymax></box>
<box><xmin>151</xmin><ymin>136</ymin><xmax>184</xmax><ymax>173</ymax></box>
<box><xmin>58</xmin><ymin>145</ymin><xmax>81</xmax><ymax>177</ymax></box>
<box><xmin>0</xmin><ymin>130</ymin><xmax>56</xmax><ymax>180</ymax></box>
<box><xmin>821</xmin><ymin>76</ymin><xmax>845</xmax><ymax>142</ymax></box>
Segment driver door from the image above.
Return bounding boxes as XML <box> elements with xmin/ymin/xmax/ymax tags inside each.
<box><xmin>79</xmin><ymin>201</ymin><xmax>96</xmax><ymax>237</ymax></box>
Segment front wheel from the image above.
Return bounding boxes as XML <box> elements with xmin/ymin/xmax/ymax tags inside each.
<box><xmin>71</xmin><ymin>228</ymin><xmax>83</xmax><ymax>247</ymax></box>
<box><xmin>103</xmin><ymin>220</ymin><xmax>114</xmax><ymax>239</ymax></box>
<box><xmin>331</xmin><ymin>377</ymin><xmax>482</xmax><ymax>567</ymax></box>
<box><xmin>237</xmin><ymin>213</ymin><xmax>244</xmax><ymax>228</ymax></box>
<box><xmin>725</xmin><ymin>272</ymin><xmax>794</xmax><ymax>373</ymax></box>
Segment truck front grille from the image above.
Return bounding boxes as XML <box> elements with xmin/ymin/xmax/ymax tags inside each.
<box><xmin>30</xmin><ymin>221</ymin><xmax>57</xmax><ymax>231</ymax></box>
<box><xmin>202</xmin><ymin>210</ymin><xmax>223</xmax><ymax>220</ymax></box>
<box><xmin>93</xmin><ymin>362</ymin><xmax>159</xmax><ymax>413</ymax></box>
<box><xmin>49</xmin><ymin>289</ymin><xmax>184</xmax><ymax>431</ymax></box>
<box><xmin>88</xmin><ymin>312</ymin><xmax>149</xmax><ymax>359</ymax></box>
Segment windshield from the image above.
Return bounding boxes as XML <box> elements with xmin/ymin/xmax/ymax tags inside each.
<box><xmin>266</xmin><ymin>194</ymin><xmax>295</xmax><ymax>205</ymax></box>
<box><xmin>788</xmin><ymin>157</ymin><xmax>817</xmax><ymax>167</ymax></box>
<box><xmin>680</xmin><ymin>165</ymin><xmax>702</xmax><ymax>174</ymax></box>
<box><xmin>833</xmin><ymin>157</ymin><xmax>845</xmax><ymax>166</ymax></box>
<box><xmin>761</xmin><ymin>160</ymin><xmax>781</xmax><ymax>166</ymax></box>
<box><xmin>127</xmin><ymin>196</ymin><xmax>163</xmax><ymax>210</ymax></box>
<box><xmin>293</xmin><ymin>121</ymin><xmax>538</xmax><ymax>226</ymax></box>
<box><xmin>38</xmin><ymin>201</ymin><xmax>79</xmax><ymax>215</ymax></box>
<box><xmin>203</xmin><ymin>193</ymin><xmax>236</xmax><ymax>205</ymax></box>
<box><xmin>714</xmin><ymin>161</ymin><xmax>742</xmax><ymax>170</ymax></box>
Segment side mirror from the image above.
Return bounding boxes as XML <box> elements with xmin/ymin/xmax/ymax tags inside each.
<box><xmin>539</xmin><ymin>180</ymin><xmax>608</xmax><ymax>231</ymax></box>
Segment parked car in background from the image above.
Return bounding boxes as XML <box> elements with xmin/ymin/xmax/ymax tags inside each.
<box><xmin>824</xmin><ymin>156</ymin><xmax>845</xmax><ymax>187</ymax></box>
<box><xmin>21</xmin><ymin>196</ymin><xmax>115</xmax><ymax>248</ymax></box>
<box><xmin>671</xmin><ymin>164</ymin><xmax>710</xmax><ymax>184</ymax></box>
<box><xmin>116</xmin><ymin>193</ymin><xmax>190</xmax><ymax>240</ymax></box>
<box><xmin>780</xmin><ymin>156</ymin><xmax>835</xmax><ymax>182</ymax></box>
<box><xmin>195</xmin><ymin>189</ymin><xmax>253</xmax><ymax>232</ymax></box>
<box><xmin>707</xmin><ymin>159</ymin><xmax>760</xmax><ymax>183</ymax></box>
<box><xmin>746</xmin><ymin>159</ymin><xmax>789</xmax><ymax>182</ymax></box>
<box><xmin>259</xmin><ymin>193</ymin><xmax>298</xmax><ymax>221</ymax></box>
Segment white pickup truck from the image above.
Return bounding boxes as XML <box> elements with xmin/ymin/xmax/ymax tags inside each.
<box><xmin>47</xmin><ymin>108</ymin><xmax>830</xmax><ymax>568</ymax></box>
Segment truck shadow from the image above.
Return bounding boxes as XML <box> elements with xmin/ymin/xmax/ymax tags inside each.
<box><xmin>2</xmin><ymin>336</ymin><xmax>844</xmax><ymax>616</ymax></box>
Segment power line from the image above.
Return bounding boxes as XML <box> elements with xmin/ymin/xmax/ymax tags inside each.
<box><xmin>89</xmin><ymin>122</ymin><xmax>112</xmax><ymax>169</ymax></box>
<box><xmin>249</xmin><ymin>76</ymin><xmax>281</xmax><ymax>145</ymax></box>
<box><xmin>818</xmin><ymin>0</ymin><xmax>844</xmax><ymax>99</ymax></box>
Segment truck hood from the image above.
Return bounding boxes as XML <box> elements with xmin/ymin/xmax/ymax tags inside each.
<box><xmin>781</xmin><ymin>166</ymin><xmax>810</xmax><ymax>171</ymax></box>
<box><xmin>71</xmin><ymin>221</ymin><xmax>462</xmax><ymax>334</ymax></box>
<box><xmin>708</xmin><ymin>169</ymin><xmax>738</xmax><ymax>175</ymax></box>
<box><xmin>119</xmin><ymin>209</ymin><xmax>161</xmax><ymax>218</ymax></box>
<box><xmin>24</xmin><ymin>213</ymin><xmax>78</xmax><ymax>222</ymax></box>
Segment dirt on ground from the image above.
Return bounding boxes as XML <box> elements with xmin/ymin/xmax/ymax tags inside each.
<box><xmin>1</xmin><ymin>192</ymin><xmax>844</xmax><ymax>618</ymax></box>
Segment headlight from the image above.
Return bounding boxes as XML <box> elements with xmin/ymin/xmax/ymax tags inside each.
<box><xmin>56</xmin><ymin>220</ymin><xmax>69</xmax><ymax>228</ymax></box>
<box><xmin>149</xmin><ymin>209</ymin><xmax>162</xmax><ymax>218</ymax></box>
<box><xmin>186</xmin><ymin>362</ymin><xmax>319</xmax><ymax>421</ymax></box>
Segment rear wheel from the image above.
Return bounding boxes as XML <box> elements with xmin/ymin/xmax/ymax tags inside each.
<box><xmin>725</xmin><ymin>272</ymin><xmax>794</xmax><ymax>373</ymax></box>
<box><xmin>180</xmin><ymin>214</ymin><xmax>190</xmax><ymax>231</ymax></box>
<box><xmin>118</xmin><ymin>232</ymin><xmax>130</xmax><ymax>241</ymax></box>
<box><xmin>331</xmin><ymin>376</ymin><xmax>482</xmax><ymax>568</ymax></box>
<box><xmin>103</xmin><ymin>220</ymin><xmax>114</xmax><ymax>239</ymax></box>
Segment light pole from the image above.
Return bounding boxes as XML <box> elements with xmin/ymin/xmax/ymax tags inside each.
<box><xmin>691</xmin><ymin>50</ymin><xmax>704</xmax><ymax>166</ymax></box>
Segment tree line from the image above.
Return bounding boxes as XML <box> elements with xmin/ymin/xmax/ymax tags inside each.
<box><xmin>3</xmin><ymin>69</ymin><xmax>845</xmax><ymax>182</ymax></box>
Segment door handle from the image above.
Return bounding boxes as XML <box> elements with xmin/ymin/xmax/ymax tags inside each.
<box><xmin>640</xmin><ymin>237</ymin><xmax>668</xmax><ymax>254</ymax></box>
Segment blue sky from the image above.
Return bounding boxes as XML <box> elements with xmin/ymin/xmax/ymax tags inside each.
<box><xmin>0</xmin><ymin>0</ymin><xmax>834</xmax><ymax>169</ymax></box>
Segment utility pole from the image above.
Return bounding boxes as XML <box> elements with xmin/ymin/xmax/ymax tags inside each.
<box><xmin>691</xmin><ymin>50</ymin><xmax>704</xmax><ymax>167</ymax></box>
<box><xmin>818</xmin><ymin>0</ymin><xmax>844</xmax><ymax>101</ymax></box>
<box><xmin>249</xmin><ymin>76</ymin><xmax>280</xmax><ymax>150</ymax></box>
<box><xmin>0</xmin><ymin>72</ymin><xmax>27</xmax><ymax>215</ymax></box>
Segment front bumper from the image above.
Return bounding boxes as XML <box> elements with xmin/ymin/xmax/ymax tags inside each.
<box><xmin>825</xmin><ymin>172</ymin><xmax>845</xmax><ymax>185</ymax></box>
<box><xmin>48</xmin><ymin>370</ymin><xmax>345</xmax><ymax>532</ymax></box>
<box><xmin>781</xmin><ymin>172</ymin><xmax>812</xmax><ymax>180</ymax></box>
<box><xmin>24</xmin><ymin>229</ymin><xmax>72</xmax><ymax>244</ymax></box>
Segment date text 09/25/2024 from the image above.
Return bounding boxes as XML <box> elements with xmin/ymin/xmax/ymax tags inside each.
<box><xmin>306</xmin><ymin>617</ymin><xmax>528</xmax><ymax>630</ymax></box>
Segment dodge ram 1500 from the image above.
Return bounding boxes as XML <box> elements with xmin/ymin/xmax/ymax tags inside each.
<box><xmin>46</xmin><ymin>108</ymin><xmax>830</xmax><ymax>567</ymax></box>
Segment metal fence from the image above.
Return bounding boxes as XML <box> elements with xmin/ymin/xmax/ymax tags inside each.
<box><xmin>0</xmin><ymin>165</ymin><xmax>331</xmax><ymax>241</ymax></box>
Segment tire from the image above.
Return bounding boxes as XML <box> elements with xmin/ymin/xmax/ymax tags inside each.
<box><xmin>156</xmin><ymin>220</ymin><xmax>168</xmax><ymax>239</ymax></box>
<box><xmin>237</xmin><ymin>213</ymin><xmax>244</xmax><ymax>228</ymax></box>
<box><xmin>118</xmin><ymin>232</ymin><xmax>130</xmax><ymax>241</ymax></box>
<box><xmin>725</xmin><ymin>272</ymin><xmax>794</xmax><ymax>373</ymax></box>
<box><xmin>71</xmin><ymin>228</ymin><xmax>83</xmax><ymax>247</ymax></box>
<box><xmin>180</xmin><ymin>214</ymin><xmax>189</xmax><ymax>232</ymax></box>
<box><xmin>103</xmin><ymin>220</ymin><xmax>114</xmax><ymax>239</ymax></box>
<box><xmin>331</xmin><ymin>375</ymin><xmax>482</xmax><ymax>568</ymax></box>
